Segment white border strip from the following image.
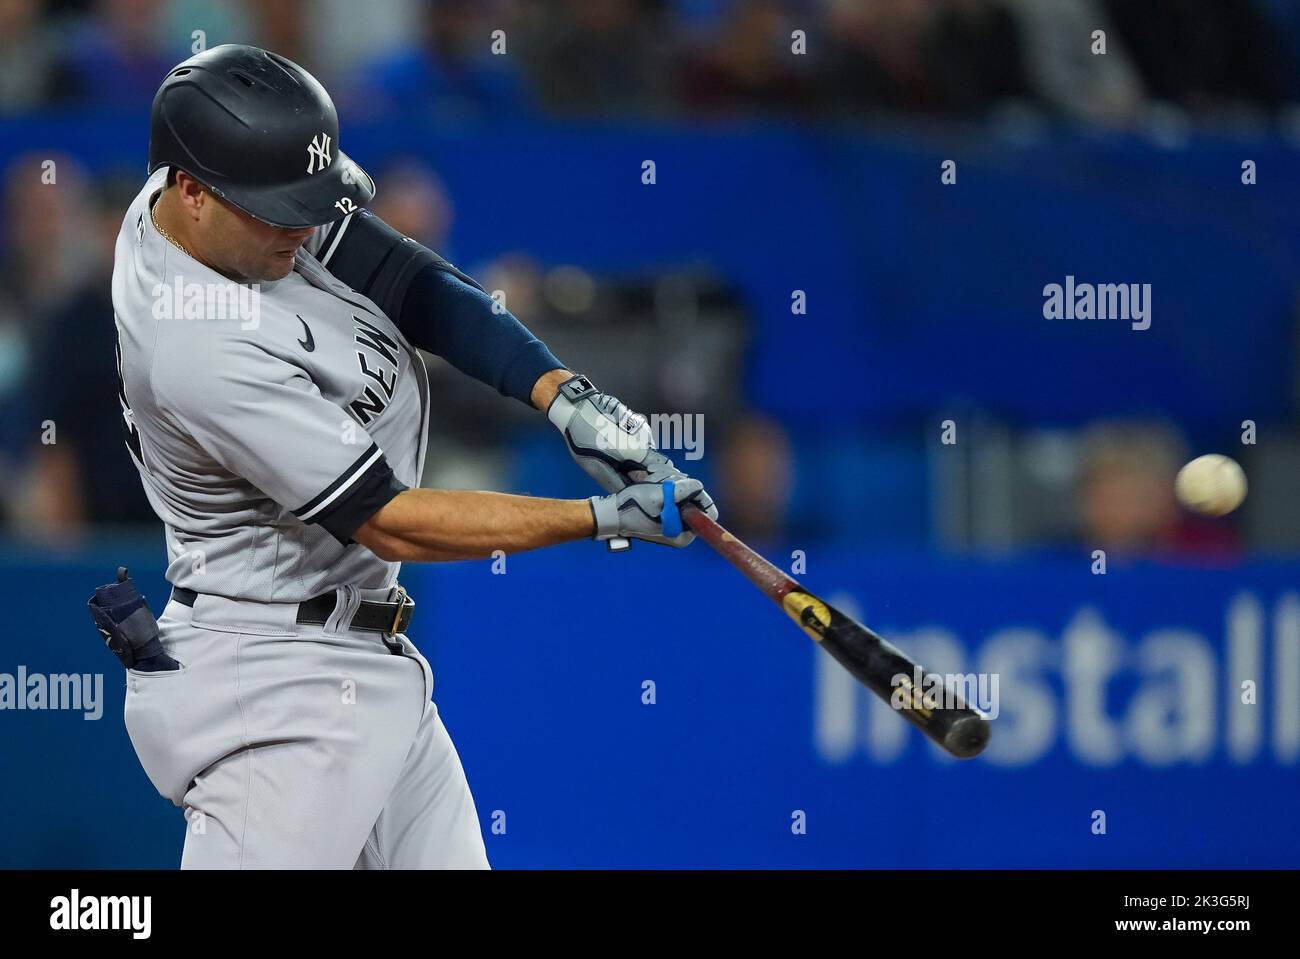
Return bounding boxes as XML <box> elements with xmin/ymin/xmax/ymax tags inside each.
<box><xmin>319</xmin><ymin>213</ymin><xmax>354</xmax><ymax>267</ymax></box>
<box><xmin>299</xmin><ymin>446</ymin><xmax>382</xmax><ymax>520</ymax></box>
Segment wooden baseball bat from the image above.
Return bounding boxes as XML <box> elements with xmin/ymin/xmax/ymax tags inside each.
<box><xmin>682</xmin><ymin>505</ymin><xmax>991</xmax><ymax>759</ymax></box>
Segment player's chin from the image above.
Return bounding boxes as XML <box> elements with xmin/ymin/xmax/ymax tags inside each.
<box><xmin>262</xmin><ymin>251</ymin><xmax>297</xmax><ymax>279</ymax></box>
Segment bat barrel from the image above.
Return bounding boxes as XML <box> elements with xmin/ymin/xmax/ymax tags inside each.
<box><xmin>943</xmin><ymin>714</ymin><xmax>992</xmax><ymax>759</ymax></box>
<box><xmin>683</xmin><ymin>504</ymin><xmax>992</xmax><ymax>760</ymax></box>
<box><xmin>820</xmin><ymin>631</ymin><xmax>992</xmax><ymax>759</ymax></box>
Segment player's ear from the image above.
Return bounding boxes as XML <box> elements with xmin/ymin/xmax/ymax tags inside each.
<box><xmin>173</xmin><ymin>171</ymin><xmax>207</xmax><ymax>214</ymax></box>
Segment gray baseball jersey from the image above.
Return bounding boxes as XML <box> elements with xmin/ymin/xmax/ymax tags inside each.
<box><xmin>111</xmin><ymin>169</ymin><xmax>426</xmax><ymax>601</ymax></box>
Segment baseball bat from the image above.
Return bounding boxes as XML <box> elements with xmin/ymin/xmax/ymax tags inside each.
<box><xmin>682</xmin><ymin>505</ymin><xmax>991</xmax><ymax>759</ymax></box>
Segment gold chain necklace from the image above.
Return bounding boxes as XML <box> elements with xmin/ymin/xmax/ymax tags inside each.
<box><xmin>150</xmin><ymin>202</ymin><xmax>189</xmax><ymax>256</ymax></box>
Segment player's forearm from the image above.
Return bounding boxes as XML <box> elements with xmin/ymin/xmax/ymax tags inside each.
<box><xmin>355</xmin><ymin>488</ymin><xmax>594</xmax><ymax>562</ymax></box>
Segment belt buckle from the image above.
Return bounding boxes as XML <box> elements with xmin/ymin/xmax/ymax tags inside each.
<box><xmin>387</xmin><ymin>585</ymin><xmax>409</xmax><ymax>638</ymax></box>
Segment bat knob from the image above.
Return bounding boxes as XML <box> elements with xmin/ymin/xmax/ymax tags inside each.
<box><xmin>943</xmin><ymin>715</ymin><xmax>991</xmax><ymax>759</ymax></box>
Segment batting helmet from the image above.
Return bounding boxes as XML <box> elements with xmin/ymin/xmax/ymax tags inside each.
<box><xmin>148</xmin><ymin>44</ymin><xmax>375</xmax><ymax>228</ymax></box>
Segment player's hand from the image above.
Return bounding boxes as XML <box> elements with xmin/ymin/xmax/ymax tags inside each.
<box><xmin>590</xmin><ymin>477</ymin><xmax>718</xmax><ymax>547</ymax></box>
<box><xmin>547</xmin><ymin>373</ymin><xmax>680</xmax><ymax>493</ymax></box>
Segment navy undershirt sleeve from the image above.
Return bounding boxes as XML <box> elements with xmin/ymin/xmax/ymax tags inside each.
<box><xmin>403</xmin><ymin>265</ymin><xmax>564</xmax><ymax>406</ymax></box>
<box><xmin>313</xmin><ymin>211</ymin><xmax>564</xmax><ymax>407</ymax></box>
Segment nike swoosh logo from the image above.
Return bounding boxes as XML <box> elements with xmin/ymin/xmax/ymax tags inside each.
<box><xmin>297</xmin><ymin>315</ymin><xmax>315</xmax><ymax>352</ymax></box>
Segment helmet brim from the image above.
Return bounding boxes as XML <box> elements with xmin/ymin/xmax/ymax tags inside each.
<box><xmin>191</xmin><ymin>150</ymin><xmax>375</xmax><ymax>229</ymax></box>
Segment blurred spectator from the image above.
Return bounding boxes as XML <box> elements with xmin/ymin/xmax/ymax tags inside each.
<box><xmin>1102</xmin><ymin>0</ymin><xmax>1288</xmax><ymax>115</ymax></box>
<box><xmin>528</xmin><ymin>0</ymin><xmax>672</xmax><ymax>117</ymax></box>
<box><xmin>369</xmin><ymin>158</ymin><xmax>454</xmax><ymax>249</ymax></box>
<box><xmin>1001</xmin><ymin>0</ymin><xmax>1144</xmax><ymax>126</ymax></box>
<box><xmin>0</xmin><ymin>309</ymin><xmax>31</xmax><ymax>520</ymax></box>
<box><xmin>347</xmin><ymin>0</ymin><xmax>533</xmax><ymax>120</ymax></box>
<box><xmin>164</xmin><ymin>0</ymin><xmax>253</xmax><ymax>57</ymax></box>
<box><xmin>477</xmin><ymin>251</ymin><xmax>544</xmax><ymax>321</ymax></box>
<box><xmin>0</xmin><ymin>152</ymin><xmax>92</xmax><ymax>525</ymax></box>
<box><xmin>0</xmin><ymin>152</ymin><xmax>93</xmax><ymax>322</ymax></box>
<box><xmin>245</xmin><ymin>0</ymin><xmax>309</xmax><ymax>67</ymax></box>
<box><xmin>927</xmin><ymin>0</ymin><xmax>1033</xmax><ymax>118</ymax></box>
<box><xmin>0</xmin><ymin>0</ymin><xmax>69</xmax><ymax>113</ymax></box>
<box><xmin>1077</xmin><ymin>421</ymin><xmax>1237</xmax><ymax>558</ymax></box>
<box><xmin>715</xmin><ymin>414</ymin><xmax>792</xmax><ymax>543</ymax></box>
<box><xmin>54</xmin><ymin>0</ymin><xmax>179</xmax><ymax>110</ymax></box>
<box><xmin>818</xmin><ymin>0</ymin><xmax>944</xmax><ymax>117</ymax></box>
<box><xmin>678</xmin><ymin>0</ymin><xmax>815</xmax><ymax>116</ymax></box>
<box><xmin>16</xmin><ymin>172</ymin><xmax>155</xmax><ymax>538</ymax></box>
<box><xmin>1258</xmin><ymin>0</ymin><xmax>1300</xmax><ymax>102</ymax></box>
<box><xmin>818</xmin><ymin>0</ymin><xmax>1039</xmax><ymax>121</ymax></box>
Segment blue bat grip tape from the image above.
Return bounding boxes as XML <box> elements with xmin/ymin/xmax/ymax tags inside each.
<box><xmin>660</xmin><ymin>480</ymin><xmax>682</xmax><ymax>538</ymax></box>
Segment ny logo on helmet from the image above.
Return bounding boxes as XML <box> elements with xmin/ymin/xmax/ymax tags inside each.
<box><xmin>307</xmin><ymin>133</ymin><xmax>332</xmax><ymax>174</ymax></box>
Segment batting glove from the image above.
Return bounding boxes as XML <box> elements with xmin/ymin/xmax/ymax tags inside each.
<box><xmin>547</xmin><ymin>373</ymin><xmax>681</xmax><ymax>493</ymax></box>
<box><xmin>591</xmin><ymin>477</ymin><xmax>718</xmax><ymax>548</ymax></box>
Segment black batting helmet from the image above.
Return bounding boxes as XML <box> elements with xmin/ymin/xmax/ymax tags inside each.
<box><xmin>148</xmin><ymin>44</ymin><xmax>375</xmax><ymax>228</ymax></box>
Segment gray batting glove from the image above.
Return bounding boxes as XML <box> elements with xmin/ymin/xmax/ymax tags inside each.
<box><xmin>590</xmin><ymin>477</ymin><xmax>719</xmax><ymax>547</ymax></box>
<box><xmin>548</xmin><ymin>373</ymin><xmax>681</xmax><ymax>493</ymax></box>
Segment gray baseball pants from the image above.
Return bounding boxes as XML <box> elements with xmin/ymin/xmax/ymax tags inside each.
<box><xmin>123</xmin><ymin>586</ymin><xmax>489</xmax><ymax>869</ymax></box>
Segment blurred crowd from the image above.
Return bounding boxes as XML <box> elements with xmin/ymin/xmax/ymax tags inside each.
<box><xmin>1</xmin><ymin>0</ymin><xmax>1298</xmax><ymax>125</ymax></box>
<box><xmin>0</xmin><ymin>136</ymin><xmax>1250</xmax><ymax>561</ymax></box>
<box><xmin>0</xmin><ymin>0</ymin><xmax>1280</xmax><ymax>559</ymax></box>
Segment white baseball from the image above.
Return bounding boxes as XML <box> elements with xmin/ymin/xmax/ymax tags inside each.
<box><xmin>1175</xmin><ymin>454</ymin><xmax>1247</xmax><ymax>516</ymax></box>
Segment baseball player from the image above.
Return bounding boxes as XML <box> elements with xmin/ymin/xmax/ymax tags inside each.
<box><xmin>109</xmin><ymin>44</ymin><xmax>717</xmax><ymax>869</ymax></box>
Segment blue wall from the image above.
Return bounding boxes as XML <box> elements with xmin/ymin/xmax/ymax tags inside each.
<box><xmin>2</xmin><ymin>541</ymin><xmax>1297</xmax><ymax>868</ymax></box>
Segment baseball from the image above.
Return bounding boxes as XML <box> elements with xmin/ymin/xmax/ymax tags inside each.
<box><xmin>1175</xmin><ymin>454</ymin><xmax>1248</xmax><ymax>516</ymax></box>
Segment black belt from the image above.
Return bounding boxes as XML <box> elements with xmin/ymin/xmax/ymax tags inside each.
<box><xmin>170</xmin><ymin>585</ymin><xmax>414</xmax><ymax>636</ymax></box>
